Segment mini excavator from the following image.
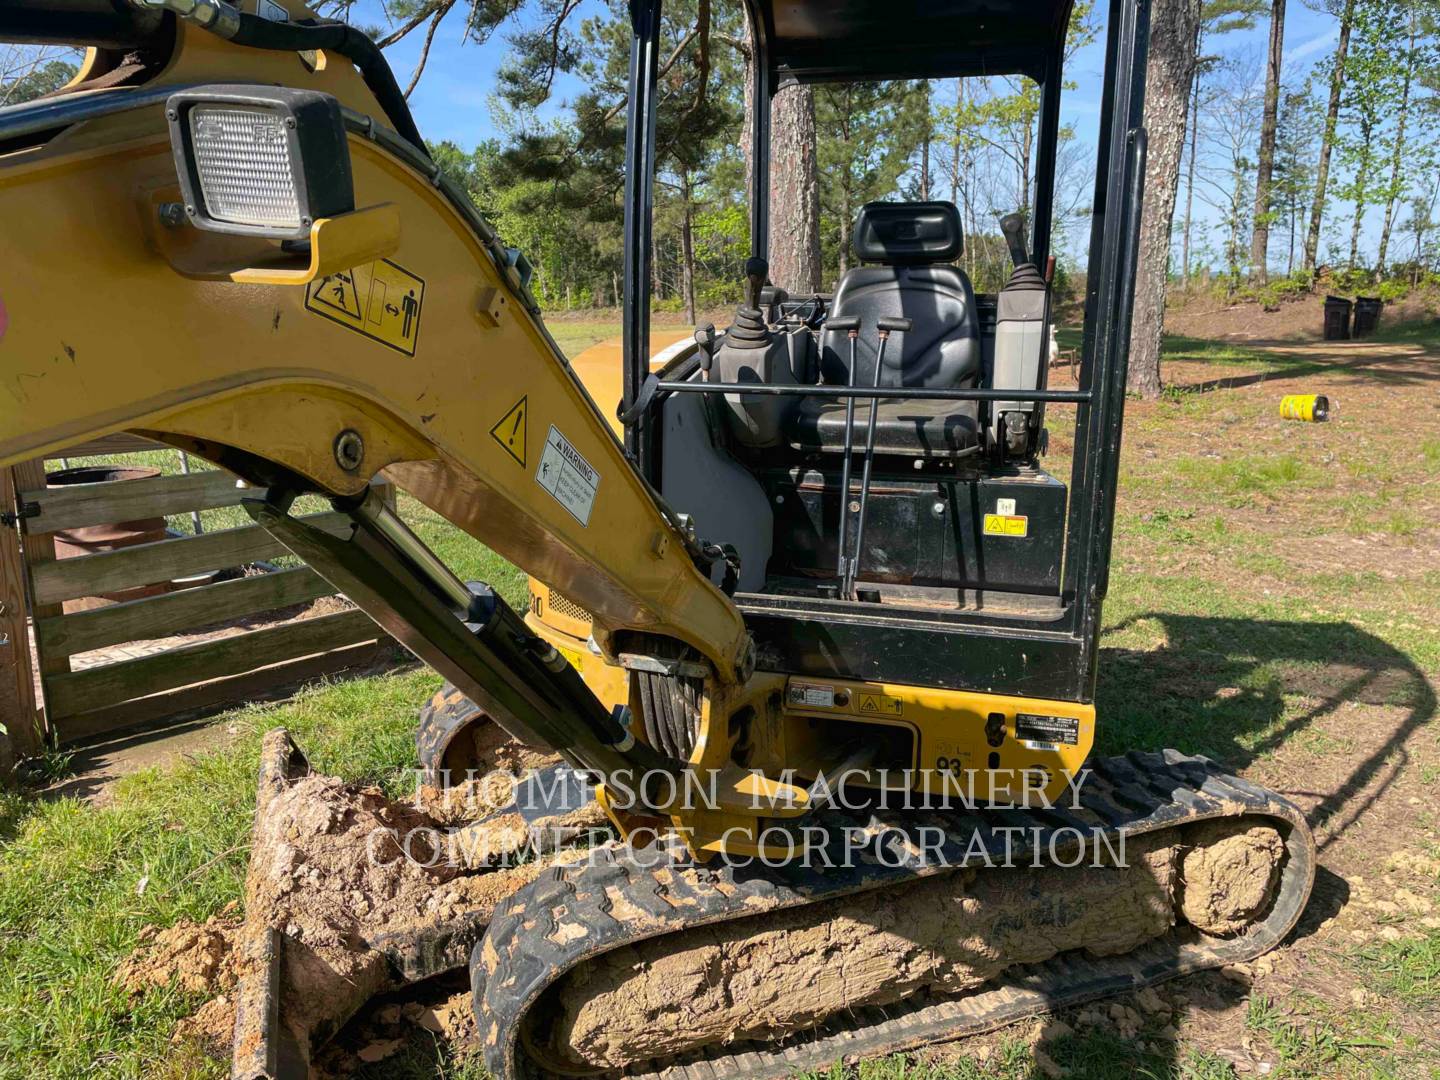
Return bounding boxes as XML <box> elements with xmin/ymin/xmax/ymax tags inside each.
<box><xmin>0</xmin><ymin>1</ymin><xmax>1315</xmax><ymax>1076</ymax></box>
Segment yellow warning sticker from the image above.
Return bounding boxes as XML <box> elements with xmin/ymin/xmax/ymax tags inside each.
<box><xmin>490</xmin><ymin>395</ymin><xmax>528</xmax><ymax>467</ymax></box>
<box><xmin>983</xmin><ymin>513</ymin><xmax>1029</xmax><ymax>538</ymax></box>
<box><xmin>557</xmin><ymin>646</ymin><xmax>585</xmax><ymax>673</ymax></box>
<box><xmin>857</xmin><ymin>692</ymin><xmax>904</xmax><ymax>717</ymax></box>
<box><xmin>306</xmin><ymin>259</ymin><xmax>425</xmax><ymax>355</ymax></box>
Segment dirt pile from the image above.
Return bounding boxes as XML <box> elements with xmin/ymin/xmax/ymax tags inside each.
<box><xmin>116</xmin><ymin>913</ymin><xmax>240</xmax><ymax>996</ymax></box>
<box><xmin>243</xmin><ymin>769</ymin><xmax>578</xmax><ymax>1051</ymax></box>
<box><xmin>116</xmin><ymin>912</ymin><xmax>243</xmax><ymax>1055</ymax></box>
<box><xmin>174</xmin><ymin>994</ymin><xmax>240</xmax><ymax>1052</ymax></box>
<box><xmin>1178</xmin><ymin>825</ymin><xmax>1285</xmax><ymax>934</ymax></box>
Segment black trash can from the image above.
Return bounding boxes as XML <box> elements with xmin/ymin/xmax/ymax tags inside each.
<box><xmin>1324</xmin><ymin>296</ymin><xmax>1352</xmax><ymax>340</ymax></box>
<box><xmin>1353</xmin><ymin>296</ymin><xmax>1382</xmax><ymax>338</ymax></box>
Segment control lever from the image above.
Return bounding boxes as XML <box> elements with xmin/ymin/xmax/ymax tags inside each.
<box><xmin>999</xmin><ymin>213</ymin><xmax>1029</xmax><ymax>269</ymax></box>
<box><xmin>824</xmin><ymin>315</ymin><xmax>862</xmax><ymax>585</ymax></box>
<box><xmin>744</xmin><ymin>255</ymin><xmax>768</xmax><ymax>314</ymax></box>
<box><xmin>693</xmin><ymin>323</ymin><xmax>716</xmax><ymax>380</ymax></box>
<box><xmin>842</xmin><ymin>315</ymin><xmax>911</xmax><ymax>600</ymax></box>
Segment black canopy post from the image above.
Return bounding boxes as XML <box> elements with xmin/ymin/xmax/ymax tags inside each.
<box><xmin>743</xmin><ymin>0</ymin><xmax>772</xmax><ymax>263</ymax></box>
<box><xmin>1029</xmin><ymin>39</ymin><xmax>1066</xmax><ymax>269</ymax></box>
<box><xmin>1064</xmin><ymin>0</ymin><xmax>1150</xmax><ymax>694</ymax></box>
<box><xmin>621</xmin><ymin>0</ymin><xmax>664</xmax><ymax>477</ymax></box>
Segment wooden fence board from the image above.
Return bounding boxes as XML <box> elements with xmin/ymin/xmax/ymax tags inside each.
<box><xmin>46</xmin><ymin>609</ymin><xmax>380</xmax><ymax>720</ymax></box>
<box><xmin>35</xmin><ymin>566</ymin><xmax>333</xmax><ymax>659</ymax></box>
<box><xmin>20</xmin><ymin>469</ymin><xmax>247</xmax><ymax>535</ymax></box>
<box><xmin>29</xmin><ymin>511</ymin><xmax>352</xmax><ymax>606</ymax></box>
<box><xmin>52</xmin><ymin>639</ymin><xmax>395</xmax><ymax>743</ymax></box>
<box><xmin>13</xmin><ymin>461</ymin><xmax>68</xmax><ymax>722</ymax></box>
<box><xmin>0</xmin><ymin>471</ymin><xmax>41</xmax><ymax>765</ymax></box>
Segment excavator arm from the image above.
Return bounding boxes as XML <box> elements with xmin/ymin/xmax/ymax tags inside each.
<box><xmin>0</xmin><ymin>5</ymin><xmax>756</xmax><ymax>821</ymax></box>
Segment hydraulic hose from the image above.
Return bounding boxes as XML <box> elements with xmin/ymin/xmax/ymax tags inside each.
<box><xmin>132</xmin><ymin>0</ymin><xmax>426</xmax><ymax>153</ymax></box>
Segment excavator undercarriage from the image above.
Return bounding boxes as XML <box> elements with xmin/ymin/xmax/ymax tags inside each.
<box><xmin>0</xmin><ymin>1</ymin><xmax>1317</xmax><ymax>1075</ymax></box>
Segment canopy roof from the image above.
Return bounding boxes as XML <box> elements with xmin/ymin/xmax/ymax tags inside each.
<box><xmin>750</xmin><ymin>0</ymin><xmax>1074</xmax><ymax>84</ymax></box>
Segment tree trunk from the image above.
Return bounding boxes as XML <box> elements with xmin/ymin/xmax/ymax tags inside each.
<box><xmin>680</xmin><ymin>168</ymin><xmax>697</xmax><ymax>324</ymax></box>
<box><xmin>952</xmin><ymin>82</ymin><xmax>963</xmax><ymax>204</ymax></box>
<box><xmin>1304</xmin><ymin>0</ymin><xmax>1355</xmax><ymax>274</ymax></box>
<box><xmin>1376</xmin><ymin>10</ymin><xmax>1417</xmax><ymax>277</ymax></box>
<box><xmin>919</xmin><ymin>82</ymin><xmax>932</xmax><ymax>201</ymax></box>
<box><xmin>742</xmin><ymin>27</ymin><xmax>754</xmax><ymax>227</ymax></box>
<box><xmin>1249</xmin><ymin>0</ymin><xmax>1285</xmax><ymax>283</ymax></box>
<box><xmin>1181</xmin><ymin>65</ymin><xmax>1200</xmax><ymax>286</ymax></box>
<box><xmin>768</xmin><ymin>83</ymin><xmax>822</xmax><ymax>293</ymax></box>
<box><xmin>1127</xmin><ymin>0</ymin><xmax>1202</xmax><ymax>400</ymax></box>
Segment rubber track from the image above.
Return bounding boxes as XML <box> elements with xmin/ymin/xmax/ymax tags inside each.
<box><xmin>473</xmin><ymin>750</ymin><xmax>1315</xmax><ymax>1079</ymax></box>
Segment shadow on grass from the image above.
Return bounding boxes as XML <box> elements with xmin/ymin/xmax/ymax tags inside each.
<box><xmin>1099</xmin><ymin>614</ymin><xmax>1436</xmax><ymax>852</ymax></box>
<box><xmin>1157</xmin><ymin>331</ymin><xmax>1440</xmax><ymax>396</ymax></box>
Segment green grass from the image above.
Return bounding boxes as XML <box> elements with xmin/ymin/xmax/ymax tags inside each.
<box><xmin>543</xmin><ymin>319</ymin><xmax>620</xmax><ymax>358</ymax></box>
<box><xmin>1359</xmin><ymin>929</ymin><xmax>1440</xmax><ymax>1007</ymax></box>
<box><xmin>1172</xmin><ymin>452</ymin><xmax>1322</xmax><ymax>502</ymax></box>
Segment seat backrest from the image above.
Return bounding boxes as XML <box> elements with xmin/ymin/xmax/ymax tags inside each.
<box><xmin>819</xmin><ymin>201</ymin><xmax>980</xmax><ymax>389</ymax></box>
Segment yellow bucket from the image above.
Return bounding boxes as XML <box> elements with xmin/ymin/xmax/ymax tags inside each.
<box><xmin>1279</xmin><ymin>394</ymin><xmax>1330</xmax><ymax>422</ymax></box>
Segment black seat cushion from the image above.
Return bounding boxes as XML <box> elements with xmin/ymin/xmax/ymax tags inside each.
<box><xmin>816</xmin><ymin>265</ymin><xmax>981</xmax><ymax>388</ymax></box>
<box><xmin>787</xmin><ymin>397</ymin><xmax>981</xmax><ymax>458</ymax></box>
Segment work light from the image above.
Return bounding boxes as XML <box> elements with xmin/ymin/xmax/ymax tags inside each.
<box><xmin>166</xmin><ymin>86</ymin><xmax>355</xmax><ymax>241</ymax></box>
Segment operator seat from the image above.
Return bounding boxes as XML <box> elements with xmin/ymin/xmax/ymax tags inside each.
<box><xmin>785</xmin><ymin>201</ymin><xmax>982</xmax><ymax>458</ymax></box>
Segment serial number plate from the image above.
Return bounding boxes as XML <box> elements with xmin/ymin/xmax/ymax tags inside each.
<box><xmin>1014</xmin><ymin>713</ymin><xmax>1080</xmax><ymax>747</ymax></box>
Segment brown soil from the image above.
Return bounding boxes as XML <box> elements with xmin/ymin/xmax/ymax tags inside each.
<box><xmin>417</xmin><ymin>720</ymin><xmax>562</xmax><ymax>827</ymax></box>
<box><xmin>239</xmin><ymin>770</ymin><xmax>572</xmax><ymax>1051</ymax></box>
<box><xmin>1178</xmin><ymin>825</ymin><xmax>1286</xmax><ymax>935</ymax></box>
<box><xmin>173</xmin><ymin>993</ymin><xmax>239</xmax><ymax>1053</ymax></box>
<box><xmin>551</xmin><ymin>826</ymin><xmax>1282</xmax><ymax>1070</ymax></box>
<box><xmin>116</xmin><ymin>913</ymin><xmax>240</xmax><ymax>996</ymax></box>
<box><xmin>1164</xmin><ymin>289</ymin><xmax>1439</xmax><ymax>343</ymax></box>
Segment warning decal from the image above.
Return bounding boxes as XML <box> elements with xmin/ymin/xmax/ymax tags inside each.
<box><xmin>983</xmin><ymin>513</ymin><xmax>1029</xmax><ymax>538</ymax></box>
<box><xmin>857</xmin><ymin>692</ymin><xmax>904</xmax><ymax>717</ymax></box>
<box><xmin>306</xmin><ymin>259</ymin><xmax>425</xmax><ymax>356</ymax></box>
<box><xmin>535</xmin><ymin>425</ymin><xmax>599</xmax><ymax>526</ymax></box>
<box><xmin>490</xmin><ymin>396</ymin><xmax>528</xmax><ymax>467</ymax></box>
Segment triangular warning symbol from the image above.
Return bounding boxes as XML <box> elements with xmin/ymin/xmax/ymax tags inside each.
<box><xmin>312</xmin><ymin>270</ymin><xmax>361</xmax><ymax>318</ymax></box>
<box><xmin>490</xmin><ymin>395</ymin><xmax>527</xmax><ymax>467</ymax></box>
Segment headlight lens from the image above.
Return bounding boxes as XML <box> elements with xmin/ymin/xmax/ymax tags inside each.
<box><xmin>168</xmin><ymin>86</ymin><xmax>354</xmax><ymax>240</ymax></box>
<box><xmin>189</xmin><ymin>104</ymin><xmax>303</xmax><ymax>230</ymax></box>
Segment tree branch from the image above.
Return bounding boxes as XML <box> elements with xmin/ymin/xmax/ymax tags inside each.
<box><xmin>377</xmin><ymin>0</ymin><xmax>450</xmax><ymax>48</ymax></box>
<box><xmin>404</xmin><ymin>7</ymin><xmax>446</xmax><ymax>98</ymax></box>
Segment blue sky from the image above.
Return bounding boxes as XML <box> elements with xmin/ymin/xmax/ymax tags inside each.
<box><xmin>363</xmin><ymin>1</ymin><xmax>1371</xmax><ymax>271</ymax></box>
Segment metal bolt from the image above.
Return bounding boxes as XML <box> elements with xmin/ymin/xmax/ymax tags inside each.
<box><xmin>158</xmin><ymin>202</ymin><xmax>186</xmax><ymax>228</ymax></box>
<box><xmin>931</xmin><ymin>500</ymin><xmax>946</xmax><ymax>517</ymax></box>
<box><xmin>849</xmin><ymin>500</ymin><xmax>861</xmax><ymax>513</ymax></box>
<box><xmin>284</xmin><ymin>116</ymin><xmax>297</xmax><ymax>129</ymax></box>
<box><xmin>333</xmin><ymin>429</ymin><xmax>365</xmax><ymax>472</ymax></box>
<box><xmin>773</xmin><ymin>494</ymin><xmax>785</xmax><ymax>505</ymax></box>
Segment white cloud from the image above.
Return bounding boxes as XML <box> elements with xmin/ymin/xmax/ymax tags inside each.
<box><xmin>1285</xmin><ymin>27</ymin><xmax>1337</xmax><ymax>65</ymax></box>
